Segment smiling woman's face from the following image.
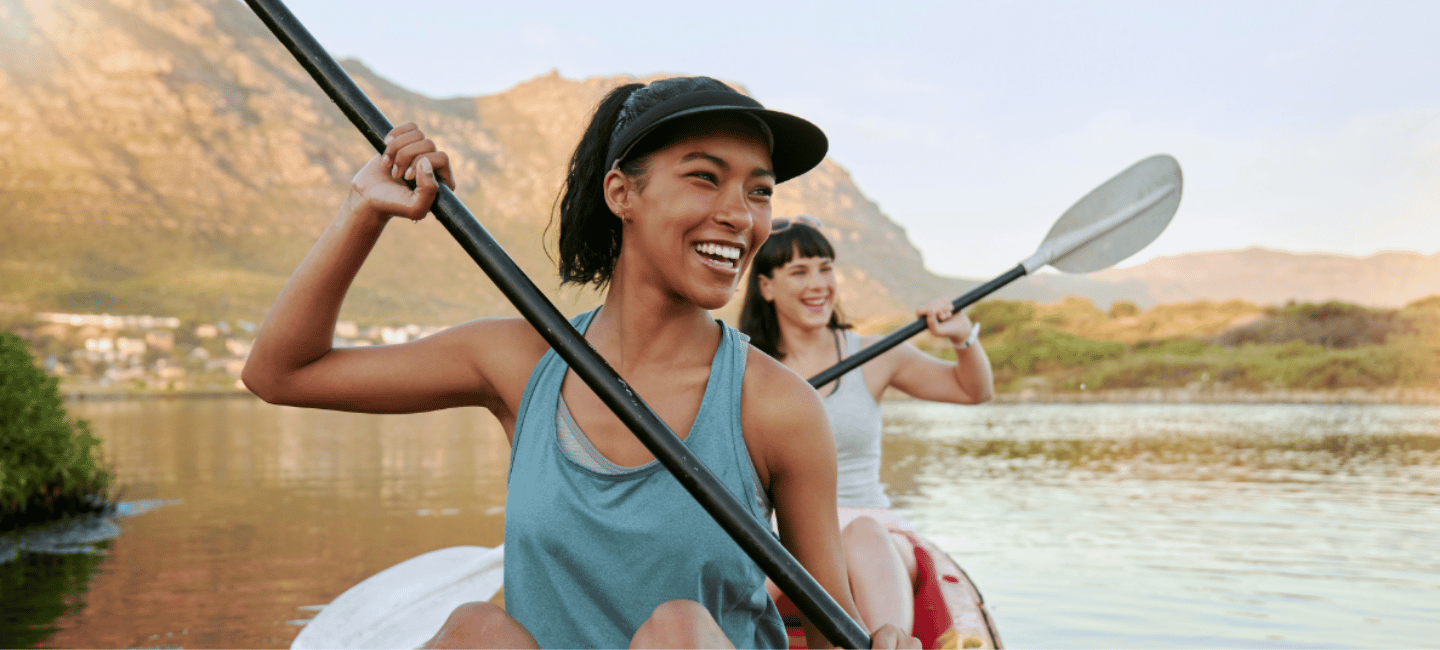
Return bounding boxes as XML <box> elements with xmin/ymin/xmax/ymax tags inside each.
<box><xmin>758</xmin><ymin>252</ymin><xmax>837</xmax><ymax>333</ymax></box>
<box><xmin>605</xmin><ymin>116</ymin><xmax>776</xmax><ymax>310</ymax></box>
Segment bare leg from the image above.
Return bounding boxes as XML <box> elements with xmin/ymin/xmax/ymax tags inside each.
<box><xmin>630</xmin><ymin>600</ymin><xmax>735</xmax><ymax>649</ymax></box>
<box><xmin>421</xmin><ymin>602</ymin><xmax>538</xmax><ymax>649</ymax></box>
<box><xmin>888</xmin><ymin>531</ymin><xmax>919</xmax><ymax>585</ymax></box>
<box><xmin>843</xmin><ymin>516</ymin><xmax>915</xmax><ymax>635</ymax></box>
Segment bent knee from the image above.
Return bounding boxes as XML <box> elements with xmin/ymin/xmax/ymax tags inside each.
<box><xmin>632</xmin><ymin>600</ymin><xmax>730</xmax><ymax>649</ymax></box>
<box><xmin>424</xmin><ymin>602</ymin><xmax>535</xmax><ymax>649</ymax></box>
<box><xmin>842</xmin><ymin>515</ymin><xmax>890</xmax><ymax>548</ymax></box>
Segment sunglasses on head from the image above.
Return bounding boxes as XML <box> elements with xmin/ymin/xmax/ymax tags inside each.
<box><xmin>771</xmin><ymin>215</ymin><xmax>824</xmax><ymax>233</ymax></box>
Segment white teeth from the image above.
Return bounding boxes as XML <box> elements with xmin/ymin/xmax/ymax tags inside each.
<box><xmin>695</xmin><ymin>242</ymin><xmax>741</xmax><ymax>262</ymax></box>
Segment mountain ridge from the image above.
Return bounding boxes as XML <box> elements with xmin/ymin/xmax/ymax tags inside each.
<box><xmin>1094</xmin><ymin>246</ymin><xmax>1440</xmax><ymax>309</ymax></box>
<box><xmin>2</xmin><ymin>0</ymin><xmax>1434</xmax><ymax>328</ymax></box>
<box><xmin>1</xmin><ymin>0</ymin><xmax>978</xmax><ymax>325</ymax></box>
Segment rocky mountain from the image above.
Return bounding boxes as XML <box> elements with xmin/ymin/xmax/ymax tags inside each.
<box><xmin>3</xmin><ymin>0</ymin><xmax>1431</xmax><ymax>332</ymax></box>
<box><xmin>1093</xmin><ymin>248</ymin><xmax>1440</xmax><ymax>309</ymax></box>
<box><xmin>0</xmin><ymin>0</ymin><xmax>991</xmax><ymax>328</ymax></box>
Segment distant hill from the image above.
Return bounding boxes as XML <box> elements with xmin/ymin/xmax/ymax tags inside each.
<box><xmin>1093</xmin><ymin>248</ymin><xmax>1440</xmax><ymax>309</ymax></box>
<box><xmin>0</xmin><ymin>0</ymin><xmax>977</xmax><ymax>326</ymax></box>
<box><xmin>2</xmin><ymin>0</ymin><xmax>1432</xmax><ymax>328</ymax></box>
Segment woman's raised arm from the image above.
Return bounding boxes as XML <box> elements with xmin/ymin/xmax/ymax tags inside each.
<box><xmin>880</xmin><ymin>298</ymin><xmax>994</xmax><ymax>405</ymax></box>
<box><xmin>242</xmin><ymin>124</ymin><xmax>540</xmax><ymax>420</ymax></box>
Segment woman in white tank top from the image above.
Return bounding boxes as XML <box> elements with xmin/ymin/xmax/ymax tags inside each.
<box><xmin>739</xmin><ymin>216</ymin><xmax>994</xmax><ymax>636</ymax></box>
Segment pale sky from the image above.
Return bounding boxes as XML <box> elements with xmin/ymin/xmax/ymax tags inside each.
<box><xmin>279</xmin><ymin>0</ymin><xmax>1439</xmax><ymax>279</ymax></box>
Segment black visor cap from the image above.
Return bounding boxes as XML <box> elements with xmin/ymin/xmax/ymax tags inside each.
<box><xmin>606</xmin><ymin>89</ymin><xmax>828</xmax><ymax>184</ymax></box>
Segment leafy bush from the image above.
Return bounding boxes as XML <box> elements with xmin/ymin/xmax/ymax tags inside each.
<box><xmin>972</xmin><ymin>296</ymin><xmax>1440</xmax><ymax>394</ymax></box>
<box><xmin>987</xmin><ymin>327</ymin><xmax>1125</xmax><ymax>376</ymax></box>
<box><xmin>940</xmin><ymin>431</ymin><xmax>1440</xmax><ymax>469</ymax></box>
<box><xmin>1108</xmin><ymin>300</ymin><xmax>1140</xmax><ymax>319</ymax></box>
<box><xmin>1216</xmin><ymin>300</ymin><xmax>1404</xmax><ymax>349</ymax></box>
<box><xmin>1288</xmin><ymin>349</ymin><xmax>1398</xmax><ymax>389</ymax></box>
<box><xmin>1071</xmin><ymin>358</ymin><xmax>1210</xmax><ymax>390</ymax></box>
<box><xmin>1132</xmin><ymin>337</ymin><xmax>1208</xmax><ymax>356</ymax></box>
<box><xmin>0</xmin><ymin>333</ymin><xmax>111</xmax><ymax>530</ymax></box>
<box><xmin>969</xmin><ymin>300</ymin><xmax>1036</xmax><ymax>337</ymax></box>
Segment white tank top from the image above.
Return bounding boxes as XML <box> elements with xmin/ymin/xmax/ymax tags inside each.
<box><xmin>822</xmin><ymin>330</ymin><xmax>889</xmax><ymax>508</ymax></box>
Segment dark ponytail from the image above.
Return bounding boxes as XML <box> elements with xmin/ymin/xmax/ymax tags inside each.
<box><xmin>556</xmin><ymin>76</ymin><xmax>742</xmax><ymax>287</ymax></box>
<box><xmin>557</xmin><ymin>82</ymin><xmax>644</xmax><ymax>287</ymax></box>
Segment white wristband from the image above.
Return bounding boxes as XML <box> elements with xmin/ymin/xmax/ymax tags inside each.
<box><xmin>954</xmin><ymin>322</ymin><xmax>981</xmax><ymax>350</ymax></box>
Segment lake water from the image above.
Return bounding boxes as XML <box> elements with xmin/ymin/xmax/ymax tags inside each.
<box><xmin>2</xmin><ymin>398</ymin><xmax>1437</xmax><ymax>648</ymax></box>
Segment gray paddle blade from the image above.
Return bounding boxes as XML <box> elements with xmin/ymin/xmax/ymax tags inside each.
<box><xmin>1027</xmin><ymin>154</ymin><xmax>1182</xmax><ymax>274</ymax></box>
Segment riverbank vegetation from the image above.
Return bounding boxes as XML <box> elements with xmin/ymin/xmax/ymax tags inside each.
<box><xmin>4</xmin><ymin>295</ymin><xmax>1438</xmax><ymax>404</ymax></box>
<box><xmin>0</xmin><ymin>333</ymin><xmax>112</xmax><ymax>531</ymax></box>
<box><xmin>911</xmin><ymin>295</ymin><xmax>1440</xmax><ymax>399</ymax></box>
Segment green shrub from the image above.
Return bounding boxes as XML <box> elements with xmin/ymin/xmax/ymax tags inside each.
<box><xmin>1288</xmin><ymin>347</ymin><xmax>1400</xmax><ymax>389</ymax></box>
<box><xmin>987</xmin><ymin>327</ymin><xmax>1125</xmax><ymax>375</ymax></box>
<box><xmin>0</xmin><ymin>333</ymin><xmax>111</xmax><ymax>531</ymax></box>
<box><xmin>1216</xmin><ymin>300</ymin><xmax>1403</xmax><ymax>349</ymax></box>
<box><xmin>1108</xmin><ymin>300</ymin><xmax>1140</xmax><ymax>319</ymax></box>
<box><xmin>969</xmin><ymin>300</ymin><xmax>1036</xmax><ymax>337</ymax></box>
<box><xmin>1132</xmin><ymin>337</ymin><xmax>1208</xmax><ymax>356</ymax></box>
<box><xmin>978</xmin><ymin>297</ymin><xmax>1440</xmax><ymax>393</ymax></box>
<box><xmin>1071</xmin><ymin>358</ymin><xmax>1210</xmax><ymax>390</ymax></box>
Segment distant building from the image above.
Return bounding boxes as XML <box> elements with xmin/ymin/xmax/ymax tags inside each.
<box><xmin>36</xmin><ymin>312</ymin><xmax>179</xmax><ymax>330</ymax></box>
<box><xmin>116</xmin><ymin>337</ymin><xmax>147</xmax><ymax>358</ymax></box>
<box><xmin>145</xmin><ymin>330</ymin><xmax>175</xmax><ymax>351</ymax></box>
<box><xmin>224</xmin><ymin>338</ymin><xmax>252</xmax><ymax>357</ymax></box>
<box><xmin>381</xmin><ymin>328</ymin><xmax>408</xmax><ymax>344</ymax></box>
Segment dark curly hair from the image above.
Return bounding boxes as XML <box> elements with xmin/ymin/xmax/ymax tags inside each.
<box><xmin>738</xmin><ymin>222</ymin><xmax>851</xmax><ymax>359</ymax></box>
<box><xmin>556</xmin><ymin>76</ymin><xmax>740</xmax><ymax>287</ymax></box>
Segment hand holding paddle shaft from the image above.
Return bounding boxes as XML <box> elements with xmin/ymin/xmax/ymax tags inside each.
<box><xmin>242</xmin><ymin>1</ymin><xmax>871</xmax><ymax>647</ymax></box>
<box><xmin>809</xmin><ymin>155</ymin><xmax>1183</xmax><ymax>388</ymax></box>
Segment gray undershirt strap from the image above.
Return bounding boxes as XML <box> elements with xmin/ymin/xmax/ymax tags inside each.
<box><xmin>555</xmin><ymin>395</ymin><xmax>773</xmax><ymax>519</ymax></box>
<box><xmin>556</xmin><ymin>396</ymin><xmax>637</xmax><ymax>474</ymax></box>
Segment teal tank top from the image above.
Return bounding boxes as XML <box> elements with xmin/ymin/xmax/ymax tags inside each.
<box><xmin>504</xmin><ymin>309</ymin><xmax>786</xmax><ymax>649</ymax></box>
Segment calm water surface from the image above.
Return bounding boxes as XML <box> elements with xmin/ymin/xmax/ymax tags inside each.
<box><xmin>1</xmin><ymin>398</ymin><xmax>1437</xmax><ymax>648</ymax></box>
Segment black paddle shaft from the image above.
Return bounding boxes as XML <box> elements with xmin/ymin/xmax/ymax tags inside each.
<box><xmin>241</xmin><ymin>1</ymin><xmax>870</xmax><ymax>647</ymax></box>
<box><xmin>809</xmin><ymin>264</ymin><xmax>1027</xmax><ymax>388</ymax></box>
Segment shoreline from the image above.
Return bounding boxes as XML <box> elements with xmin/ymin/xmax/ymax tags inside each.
<box><xmin>61</xmin><ymin>388</ymin><xmax>255</xmax><ymax>402</ymax></box>
<box><xmin>58</xmin><ymin>386</ymin><xmax>1440</xmax><ymax>406</ymax></box>
<box><xmin>885</xmin><ymin>386</ymin><xmax>1440</xmax><ymax>406</ymax></box>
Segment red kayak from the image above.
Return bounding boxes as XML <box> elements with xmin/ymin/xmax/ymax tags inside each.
<box><xmin>775</xmin><ymin>531</ymin><xmax>1003</xmax><ymax>649</ymax></box>
<box><xmin>292</xmin><ymin>533</ymin><xmax>1001</xmax><ymax>649</ymax></box>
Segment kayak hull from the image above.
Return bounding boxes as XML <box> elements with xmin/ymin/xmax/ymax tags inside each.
<box><xmin>293</xmin><ymin>532</ymin><xmax>1001</xmax><ymax>649</ymax></box>
<box><xmin>776</xmin><ymin>531</ymin><xmax>1001</xmax><ymax>650</ymax></box>
<box><xmin>291</xmin><ymin>545</ymin><xmax>505</xmax><ymax>650</ymax></box>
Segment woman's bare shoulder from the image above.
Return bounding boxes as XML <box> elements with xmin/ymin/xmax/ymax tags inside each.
<box><xmin>741</xmin><ymin>347</ymin><xmax>832</xmax><ymax>467</ymax></box>
<box><xmin>742</xmin><ymin>346</ymin><xmax>820</xmax><ymax>410</ymax></box>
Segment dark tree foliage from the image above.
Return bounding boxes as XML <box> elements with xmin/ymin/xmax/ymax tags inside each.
<box><xmin>0</xmin><ymin>333</ymin><xmax>111</xmax><ymax>531</ymax></box>
<box><xmin>1215</xmin><ymin>301</ymin><xmax>1405</xmax><ymax>349</ymax></box>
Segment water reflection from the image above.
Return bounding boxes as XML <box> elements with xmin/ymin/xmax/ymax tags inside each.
<box><xmin>26</xmin><ymin>397</ymin><xmax>511</xmax><ymax>649</ymax></box>
<box><xmin>1</xmin><ymin>501</ymin><xmax>173</xmax><ymax>646</ymax></box>
<box><xmin>4</xmin><ymin>398</ymin><xmax>1437</xmax><ymax>648</ymax></box>
<box><xmin>0</xmin><ymin>544</ymin><xmax>107</xmax><ymax>648</ymax></box>
<box><xmin>882</xmin><ymin>402</ymin><xmax>1440</xmax><ymax>648</ymax></box>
